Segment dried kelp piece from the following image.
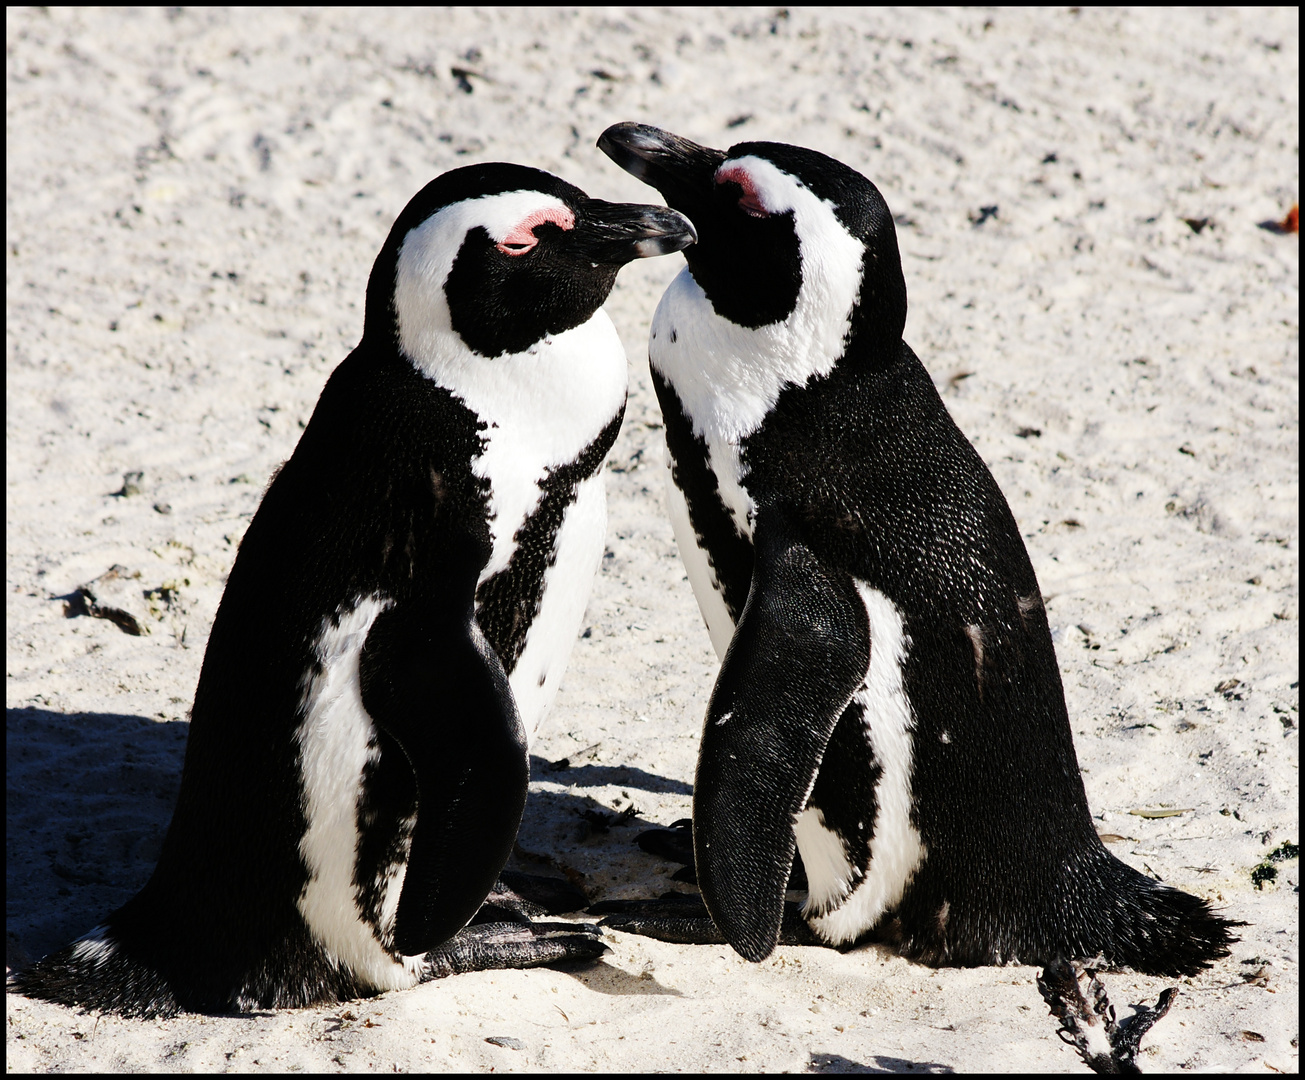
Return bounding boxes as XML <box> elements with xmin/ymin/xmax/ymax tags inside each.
<box><xmin>1038</xmin><ymin>959</ymin><xmax>1176</xmax><ymax>1074</ymax></box>
<box><xmin>1128</xmin><ymin>808</ymin><xmax>1194</xmax><ymax>819</ymax></box>
<box><xmin>58</xmin><ymin>565</ymin><xmax>149</xmax><ymax>636</ymax></box>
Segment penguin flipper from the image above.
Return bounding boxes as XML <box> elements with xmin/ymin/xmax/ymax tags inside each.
<box><xmin>694</xmin><ymin>506</ymin><xmax>870</xmax><ymax>962</ymax></box>
<box><xmin>360</xmin><ymin>601</ymin><xmax>530</xmax><ymax>958</ymax></box>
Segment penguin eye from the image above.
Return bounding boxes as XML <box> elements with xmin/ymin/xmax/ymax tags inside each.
<box><xmin>715</xmin><ymin>166</ymin><xmax>770</xmax><ymax>219</ymax></box>
<box><xmin>495</xmin><ymin>235</ymin><xmax>538</xmax><ymax>257</ymax></box>
<box><xmin>495</xmin><ymin>207</ymin><xmax>574</xmax><ymax>257</ymax></box>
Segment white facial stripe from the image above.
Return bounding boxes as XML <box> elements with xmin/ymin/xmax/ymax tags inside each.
<box><xmin>716</xmin><ymin>156</ymin><xmax>800</xmax><ymax>217</ymax></box>
<box><xmin>803</xmin><ymin>584</ymin><xmax>925</xmax><ymax>946</ymax></box>
<box><xmin>393</xmin><ymin>188</ymin><xmax>572</xmax><ymax>365</ymax></box>
<box><xmin>649</xmin><ymin>157</ymin><xmax>864</xmax><ymax>449</ymax></box>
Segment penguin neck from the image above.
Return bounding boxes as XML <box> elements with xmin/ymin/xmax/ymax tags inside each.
<box><xmin>396</xmin><ymin>310</ymin><xmax>626</xmax><ymax>448</ymax></box>
<box><xmin>396</xmin><ymin>311</ymin><xmax>628</xmax><ymax>582</ymax></box>
<box><xmin>649</xmin><ymin>237</ymin><xmax>863</xmax><ymax>450</ymax></box>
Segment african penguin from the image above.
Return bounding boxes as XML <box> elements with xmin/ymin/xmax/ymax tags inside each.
<box><xmin>8</xmin><ymin>162</ymin><xmax>696</xmax><ymax>1017</ymax></box>
<box><xmin>596</xmin><ymin>122</ymin><xmax>1237</xmax><ymax>975</ymax></box>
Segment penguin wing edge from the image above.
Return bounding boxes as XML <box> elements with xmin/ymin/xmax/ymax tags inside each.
<box><xmin>360</xmin><ymin>602</ymin><xmax>529</xmax><ymax>957</ymax></box>
<box><xmin>694</xmin><ymin>506</ymin><xmax>870</xmax><ymax>962</ymax></box>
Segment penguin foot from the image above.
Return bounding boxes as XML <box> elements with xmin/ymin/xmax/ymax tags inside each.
<box><xmin>423</xmin><ymin>921</ymin><xmax>607</xmax><ymax>980</ymax></box>
<box><xmin>473</xmin><ymin>871</ymin><xmax>591</xmax><ymax>925</ymax></box>
<box><xmin>590</xmin><ymin>892</ymin><xmax>820</xmax><ymax>947</ymax></box>
<box><xmin>636</xmin><ymin>818</ymin><xmax>695</xmax><ymax>862</ymax></box>
<box><xmin>635</xmin><ymin>818</ymin><xmax>700</xmax><ymax>885</ymax></box>
<box><xmin>1037</xmin><ymin>959</ymin><xmax>1177</xmax><ymax>1075</ymax></box>
<box><xmin>633</xmin><ymin>818</ymin><xmax>808</xmax><ymax>889</ymax></box>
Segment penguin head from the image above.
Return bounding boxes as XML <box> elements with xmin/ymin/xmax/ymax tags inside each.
<box><xmin>366</xmin><ymin>162</ymin><xmax>696</xmax><ymax>361</ymax></box>
<box><xmin>598</xmin><ymin>123</ymin><xmax>906</xmax><ymax>359</ymax></box>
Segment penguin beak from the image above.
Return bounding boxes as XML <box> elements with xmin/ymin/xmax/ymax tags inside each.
<box><xmin>574</xmin><ymin>200</ymin><xmax>697</xmax><ymax>264</ymax></box>
<box><xmin>597</xmin><ymin>122</ymin><xmax>726</xmax><ymax>214</ymax></box>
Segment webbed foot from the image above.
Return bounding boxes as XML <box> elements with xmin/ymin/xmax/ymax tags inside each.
<box><xmin>471</xmin><ymin>871</ymin><xmax>590</xmax><ymax>925</ymax></box>
<box><xmin>589</xmin><ymin>891</ymin><xmax>820</xmax><ymax>947</ymax></box>
<box><xmin>633</xmin><ymin>818</ymin><xmax>808</xmax><ymax>889</ymax></box>
<box><xmin>424</xmin><ymin>920</ymin><xmax>606</xmax><ymax>979</ymax></box>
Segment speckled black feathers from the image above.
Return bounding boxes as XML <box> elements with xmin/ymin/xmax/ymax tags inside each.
<box><xmin>9</xmin><ymin>161</ymin><xmax>668</xmax><ymax>1016</ymax></box>
<box><xmin>476</xmin><ymin>406</ymin><xmax>625</xmax><ymax>669</ymax></box>
<box><xmin>651</xmin><ymin>367</ymin><xmax>753</xmax><ymax>620</ymax></box>
<box><xmin>600</xmin><ymin>123</ymin><xmax>1238</xmax><ymax>976</ymax></box>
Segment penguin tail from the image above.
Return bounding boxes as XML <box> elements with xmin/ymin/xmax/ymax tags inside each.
<box><xmin>1090</xmin><ymin>859</ymin><xmax>1244</xmax><ymax>977</ymax></box>
<box><xmin>898</xmin><ymin>845</ymin><xmax>1243</xmax><ymax>977</ymax></box>
<box><xmin>6</xmin><ymin>923</ymin><xmax>181</xmax><ymax>1019</ymax></box>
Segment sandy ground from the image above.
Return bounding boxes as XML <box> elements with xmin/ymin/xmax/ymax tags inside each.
<box><xmin>5</xmin><ymin>6</ymin><xmax>1298</xmax><ymax>1073</ymax></box>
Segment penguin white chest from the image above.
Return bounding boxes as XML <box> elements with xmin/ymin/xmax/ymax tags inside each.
<box><xmin>295</xmin><ymin>593</ymin><xmax>426</xmax><ymax>991</ymax></box>
<box><xmin>503</xmin><ymin>472</ymin><xmax>610</xmax><ymax>744</ymax></box>
<box><xmin>798</xmin><ymin>584</ymin><xmax>925</xmax><ymax>946</ymax></box>
<box><xmin>428</xmin><ymin>311</ymin><xmax>627</xmax><ymax>743</ymax></box>
<box><xmin>460</xmin><ymin>313</ymin><xmax>626</xmax><ymax>580</ymax></box>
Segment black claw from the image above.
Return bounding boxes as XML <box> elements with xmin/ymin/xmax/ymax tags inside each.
<box><xmin>592</xmin><ymin>892</ymin><xmax>725</xmax><ymax>945</ymax></box>
<box><xmin>599</xmin><ymin>913</ymin><xmax>728</xmax><ymax>947</ymax></box>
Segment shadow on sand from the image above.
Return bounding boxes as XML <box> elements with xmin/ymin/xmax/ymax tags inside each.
<box><xmin>5</xmin><ymin>708</ymin><xmax>692</xmax><ymax>969</ymax></box>
<box><xmin>809</xmin><ymin>1052</ymin><xmax>956</xmax><ymax>1073</ymax></box>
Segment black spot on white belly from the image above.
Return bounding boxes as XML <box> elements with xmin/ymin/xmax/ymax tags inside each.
<box><xmin>476</xmin><ymin>405</ymin><xmax>624</xmax><ymax>671</ymax></box>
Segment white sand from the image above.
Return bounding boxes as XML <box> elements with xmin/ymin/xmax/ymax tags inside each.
<box><xmin>6</xmin><ymin>6</ymin><xmax>1298</xmax><ymax>1072</ymax></box>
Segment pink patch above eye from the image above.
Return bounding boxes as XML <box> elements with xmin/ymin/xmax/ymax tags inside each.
<box><xmin>496</xmin><ymin>205</ymin><xmax>576</xmax><ymax>255</ymax></box>
<box><xmin>716</xmin><ymin>165</ymin><xmax>768</xmax><ymax>218</ymax></box>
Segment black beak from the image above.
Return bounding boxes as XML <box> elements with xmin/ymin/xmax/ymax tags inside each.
<box><xmin>574</xmin><ymin>199</ymin><xmax>697</xmax><ymax>264</ymax></box>
<box><xmin>597</xmin><ymin>123</ymin><xmax>726</xmax><ymax>210</ymax></box>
